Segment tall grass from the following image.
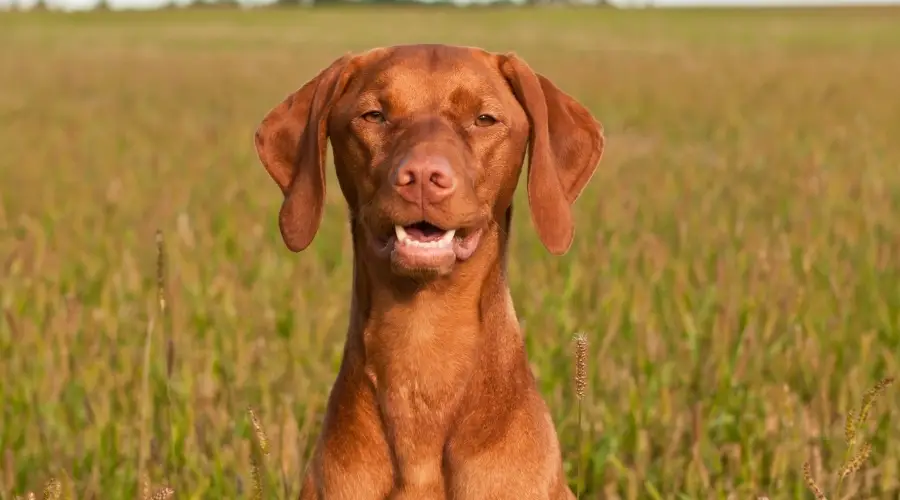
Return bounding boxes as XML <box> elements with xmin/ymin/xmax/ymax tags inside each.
<box><xmin>801</xmin><ymin>377</ymin><xmax>895</xmax><ymax>500</ymax></box>
<box><xmin>2</xmin><ymin>6</ymin><xmax>900</xmax><ymax>499</ymax></box>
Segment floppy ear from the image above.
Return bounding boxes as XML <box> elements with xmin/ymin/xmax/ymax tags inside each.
<box><xmin>253</xmin><ymin>55</ymin><xmax>354</xmax><ymax>252</ymax></box>
<box><xmin>500</xmin><ymin>53</ymin><xmax>605</xmax><ymax>256</ymax></box>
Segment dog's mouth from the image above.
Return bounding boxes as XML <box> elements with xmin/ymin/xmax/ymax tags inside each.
<box><xmin>372</xmin><ymin>220</ymin><xmax>483</xmax><ymax>274</ymax></box>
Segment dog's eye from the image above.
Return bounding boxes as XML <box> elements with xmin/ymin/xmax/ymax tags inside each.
<box><xmin>475</xmin><ymin>114</ymin><xmax>497</xmax><ymax>127</ymax></box>
<box><xmin>362</xmin><ymin>111</ymin><xmax>386</xmax><ymax>124</ymax></box>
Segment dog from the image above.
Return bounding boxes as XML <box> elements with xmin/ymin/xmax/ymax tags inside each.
<box><xmin>254</xmin><ymin>43</ymin><xmax>604</xmax><ymax>500</ymax></box>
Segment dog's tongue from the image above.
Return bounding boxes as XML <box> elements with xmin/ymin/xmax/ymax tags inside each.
<box><xmin>405</xmin><ymin>222</ymin><xmax>445</xmax><ymax>242</ymax></box>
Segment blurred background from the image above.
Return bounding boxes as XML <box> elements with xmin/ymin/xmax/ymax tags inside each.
<box><xmin>6</xmin><ymin>0</ymin><xmax>900</xmax><ymax>13</ymax></box>
<box><xmin>1</xmin><ymin>0</ymin><xmax>899</xmax><ymax>499</ymax></box>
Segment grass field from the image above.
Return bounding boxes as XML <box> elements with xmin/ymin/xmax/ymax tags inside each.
<box><xmin>2</xmin><ymin>5</ymin><xmax>900</xmax><ymax>499</ymax></box>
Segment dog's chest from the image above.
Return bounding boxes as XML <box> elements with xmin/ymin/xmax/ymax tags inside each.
<box><xmin>368</xmin><ymin>317</ymin><xmax>476</xmax><ymax>429</ymax></box>
<box><xmin>375</xmin><ymin>342</ymin><xmax>470</xmax><ymax>490</ymax></box>
<box><xmin>382</xmin><ymin>342</ymin><xmax>466</xmax><ymax>421</ymax></box>
<box><xmin>383</xmin><ymin>376</ymin><xmax>444</xmax><ymax>427</ymax></box>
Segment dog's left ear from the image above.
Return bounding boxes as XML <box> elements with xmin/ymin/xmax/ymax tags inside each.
<box><xmin>254</xmin><ymin>54</ymin><xmax>354</xmax><ymax>252</ymax></box>
<box><xmin>500</xmin><ymin>53</ymin><xmax>605</xmax><ymax>256</ymax></box>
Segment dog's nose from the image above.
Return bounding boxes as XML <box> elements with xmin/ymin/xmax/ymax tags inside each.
<box><xmin>393</xmin><ymin>156</ymin><xmax>457</xmax><ymax>205</ymax></box>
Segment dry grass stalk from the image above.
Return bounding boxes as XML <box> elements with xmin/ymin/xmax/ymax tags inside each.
<box><xmin>156</xmin><ymin>230</ymin><xmax>167</xmax><ymax>324</ymax></box>
<box><xmin>802</xmin><ymin>462</ymin><xmax>827</xmax><ymax>500</ymax></box>
<box><xmin>839</xmin><ymin>442</ymin><xmax>872</xmax><ymax>480</ymax></box>
<box><xmin>836</xmin><ymin>377</ymin><xmax>893</xmax><ymax>495</ymax></box>
<box><xmin>801</xmin><ymin>376</ymin><xmax>894</xmax><ymax>499</ymax></box>
<box><xmin>156</xmin><ymin>230</ymin><xmax>175</xmax><ymax>380</ymax></box>
<box><xmin>156</xmin><ymin>230</ymin><xmax>176</xmax><ymax>476</ymax></box>
<box><xmin>248</xmin><ymin>407</ymin><xmax>271</xmax><ymax>500</ymax></box>
<box><xmin>856</xmin><ymin>377</ymin><xmax>893</xmax><ymax>429</ymax></box>
<box><xmin>137</xmin><ymin>231</ymin><xmax>175</xmax><ymax>497</ymax></box>
<box><xmin>137</xmin><ymin>314</ymin><xmax>156</xmax><ymax>491</ymax></box>
<box><xmin>572</xmin><ymin>333</ymin><xmax>588</xmax><ymax>499</ymax></box>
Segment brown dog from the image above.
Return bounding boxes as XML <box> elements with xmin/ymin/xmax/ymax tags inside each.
<box><xmin>254</xmin><ymin>44</ymin><xmax>604</xmax><ymax>500</ymax></box>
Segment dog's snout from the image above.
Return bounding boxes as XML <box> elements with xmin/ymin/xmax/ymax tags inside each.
<box><xmin>393</xmin><ymin>156</ymin><xmax>457</xmax><ymax>205</ymax></box>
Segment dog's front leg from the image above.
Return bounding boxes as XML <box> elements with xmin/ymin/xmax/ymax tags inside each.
<box><xmin>446</xmin><ymin>394</ymin><xmax>575</xmax><ymax>500</ymax></box>
<box><xmin>298</xmin><ymin>371</ymin><xmax>394</xmax><ymax>500</ymax></box>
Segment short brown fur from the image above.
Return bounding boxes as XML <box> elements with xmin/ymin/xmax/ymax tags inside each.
<box><xmin>254</xmin><ymin>44</ymin><xmax>605</xmax><ymax>499</ymax></box>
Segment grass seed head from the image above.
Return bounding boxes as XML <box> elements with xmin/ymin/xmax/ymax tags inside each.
<box><xmin>248</xmin><ymin>407</ymin><xmax>270</xmax><ymax>500</ymax></box>
<box><xmin>844</xmin><ymin>408</ymin><xmax>856</xmax><ymax>445</ymax></box>
<box><xmin>155</xmin><ymin>229</ymin><xmax>166</xmax><ymax>315</ymax></box>
<box><xmin>857</xmin><ymin>377</ymin><xmax>894</xmax><ymax>427</ymax></box>
<box><xmin>840</xmin><ymin>441</ymin><xmax>872</xmax><ymax>479</ymax></box>
<box><xmin>802</xmin><ymin>462</ymin><xmax>827</xmax><ymax>500</ymax></box>
<box><xmin>150</xmin><ymin>487</ymin><xmax>174</xmax><ymax>500</ymax></box>
<box><xmin>41</xmin><ymin>478</ymin><xmax>61</xmax><ymax>500</ymax></box>
<box><xmin>573</xmin><ymin>333</ymin><xmax>588</xmax><ymax>401</ymax></box>
<box><xmin>140</xmin><ymin>471</ymin><xmax>151</xmax><ymax>500</ymax></box>
<box><xmin>248</xmin><ymin>407</ymin><xmax>269</xmax><ymax>456</ymax></box>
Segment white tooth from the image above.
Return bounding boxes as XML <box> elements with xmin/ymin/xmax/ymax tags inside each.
<box><xmin>439</xmin><ymin>230</ymin><xmax>456</xmax><ymax>245</ymax></box>
<box><xmin>394</xmin><ymin>225</ymin><xmax>408</xmax><ymax>243</ymax></box>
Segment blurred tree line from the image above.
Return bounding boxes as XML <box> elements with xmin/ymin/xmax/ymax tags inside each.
<box><xmin>164</xmin><ymin>0</ymin><xmax>610</xmax><ymax>7</ymax></box>
<box><xmin>10</xmin><ymin>0</ymin><xmax>606</xmax><ymax>15</ymax></box>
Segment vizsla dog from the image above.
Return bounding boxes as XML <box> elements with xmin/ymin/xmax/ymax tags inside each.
<box><xmin>254</xmin><ymin>44</ymin><xmax>604</xmax><ymax>499</ymax></box>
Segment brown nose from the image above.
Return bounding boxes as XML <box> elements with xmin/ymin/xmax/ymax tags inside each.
<box><xmin>393</xmin><ymin>156</ymin><xmax>457</xmax><ymax>205</ymax></box>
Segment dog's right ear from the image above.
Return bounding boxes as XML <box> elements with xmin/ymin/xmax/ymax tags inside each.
<box><xmin>254</xmin><ymin>55</ymin><xmax>354</xmax><ymax>252</ymax></box>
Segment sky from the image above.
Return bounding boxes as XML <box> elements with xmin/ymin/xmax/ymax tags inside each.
<box><xmin>2</xmin><ymin>0</ymin><xmax>899</xmax><ymax>14</ymax></box>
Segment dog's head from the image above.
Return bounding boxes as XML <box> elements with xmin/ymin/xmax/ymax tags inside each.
<box><xmin>254</xmin><ymin>44</ymin><xmax>604</xmax><ymax>280</ymax></box>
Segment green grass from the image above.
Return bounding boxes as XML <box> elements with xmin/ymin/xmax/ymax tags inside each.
<box><xmin>2</xmin><ymin>5</ymin><xmax>900</xmax><ymax>499</ymax></box>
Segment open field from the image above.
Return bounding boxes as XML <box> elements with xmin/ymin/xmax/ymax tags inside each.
<box><xmin>2</xmin><ymin>5</ymin><xmax>900</xmax><ymax>499</ymax></box>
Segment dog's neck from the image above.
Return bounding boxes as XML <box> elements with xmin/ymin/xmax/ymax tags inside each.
<box><xmin>346</xmin><ymin>212</ymin><xmax>521</xmax><ymax>391</ymax></box>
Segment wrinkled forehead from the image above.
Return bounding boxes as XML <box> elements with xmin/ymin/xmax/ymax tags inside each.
<box><xmin>345</xmin><ymin>46</ymin><xmax>514</xmax><ymax>112</ymax></box>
